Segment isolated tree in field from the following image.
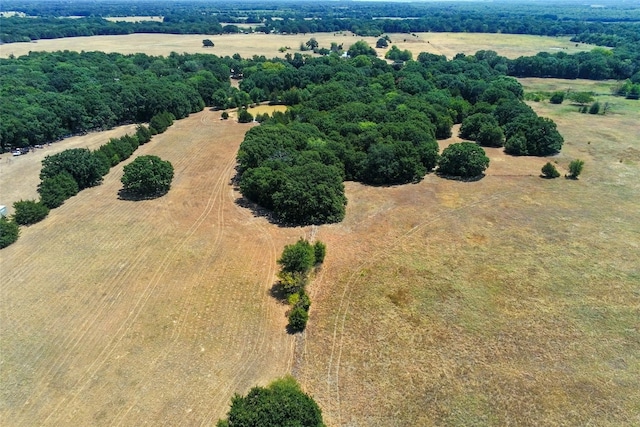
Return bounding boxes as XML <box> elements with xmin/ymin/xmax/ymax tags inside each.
<box><xmin>376</xmin><ymin>37</ymin><xmax>388</xmax><ymax>48</ymax></box>
<box><xmin>541</xmin><ymin>162</ymin><xmax>560</xmax><ymax>178</ymax></box>
<box><xmin>589</xmin><ymin>101</ymin><xmax>601</xmax><ymax>114</ymax></box>
<box><xmin>121</xmin><ymin>155</ymin><xmax>174</xmax><ymax>197</ymax></box>
<box><xmin>216</xmin><ymin>376</ymin><xmax>324</xmax><ymax>427</ymax></box>
<box><xmin>567</xmin><ymin>159</ymin><xmax>584</xmax><ymax>179</ymax></box>
<box><xmin>438</xmin><ymin>142</ymin><xmax>490</xmax><ymax>178</ymax></box>
<box><xmin>0</xmin><ymin>217</ymin><xmax>20</xmax><ymax>249</ymax></box>
<box><xmin>202</xmin><ymin>39</ymin><xmax>214</xmax><ymax>47</ymax></box>
<box><xmin>38</xmin><ymin>171</ymin><xmax>80</xmax><ymax>209</ymax></box>
<box><xmin>305</xmin><ymin>38</ymin><xmax>319</xmax><ymax>51</ymax></box>
<box><xmin>12</xmin><ymin>200</ymin><xmax>49</xmax><ymax>225</ymax></box>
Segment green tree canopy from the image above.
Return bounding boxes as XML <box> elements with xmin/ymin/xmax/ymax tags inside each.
<box><xmin>217</xmin><ymin>376</ymin><xmax>324</xmax><ymax>427</ymax></box>
<box><xmin>0</xmin><ymin>217</ymin><xmax>20</xmax><ymax>249</ymax></box>
<box><xmin>12</xmin><ymin>200</ymin><xmax>49</xmax><ymax>225</ymax></box>
<box><xmin>40</xmin><ymin>148</ymin><xmax>104</xmax><ymax>190</ymax></box>
<box><xmin>438</xmin><ymin>142</ymin><xmax>490</xmax><ymax>178</ymax></box>
<box><xmin>37</xmin><ymin>171</ymin><xmax>80</xmax><ymax>209</ymax></box>
<box><xmin>121</xmin><ymin>155</ymin><xmax>174</xmax><ymax>197</ymax></box>
<box><xmin>278</xmin><ymin>238</ymin><xmax>316</xmax><ymax>274</ymax></box>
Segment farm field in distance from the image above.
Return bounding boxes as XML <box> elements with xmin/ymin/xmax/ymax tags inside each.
<box><xmin>0</xmin><ymin>32</ymin><xmax>638</xmax><ymax>426</ymax></box>
<box><xmin>0</xmin><ymin>31</ymin><xmax>597</xmax><ymax>60</ymax></box>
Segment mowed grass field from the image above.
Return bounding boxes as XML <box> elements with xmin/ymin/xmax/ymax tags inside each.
<box><xmin>0</xmin><ymin>31</ymin><xmax>596</xmax><ymax>60</ymax></box>
<box><xmin>0</xmin><ymin>33</ymin><xmax>638</xmax><ymax>426</ymax></box>
<box><xmin>0</xmin><ymin>110</ymin><xmax>309</xmax><ymax>425</ymax></box>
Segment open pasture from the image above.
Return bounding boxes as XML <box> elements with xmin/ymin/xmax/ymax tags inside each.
<box><xmin>0</xmin><ymin>32</ymin><xmax>595</xmax><ymax>60</ymax></box>
<box><xmin>0</xmin><ymin>110</ymin><xmax>308</xmax><ymax>425</ymax></box>
<box><xmin>295</xmin><ymin>80</ymin><xmax>640</xmax><ymax>426</ymax></box>
<box><xmin>0</xmin><ymin>36</ymin><xmax>637</xmax><ymax>425</ymax></box>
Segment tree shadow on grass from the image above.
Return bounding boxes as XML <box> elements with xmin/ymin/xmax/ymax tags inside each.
<box><xmin>269</xmin><ymin>282</ymin><xmax>290</xmax><ymax>303</ymax></box>
<box><xmin>435</xmin><ymin>173</ymin><xmax>486</xmax><ymax>182</ymax></box>
<box><xmin>117</xmin><ymin>188</ymin><xmax>168</xmax><ymax>201</ymax></box>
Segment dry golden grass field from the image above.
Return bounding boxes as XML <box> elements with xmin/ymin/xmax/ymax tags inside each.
<box><xmin>0</xmin><ymin>33</ymin><xmax>638</xmax><ymax>426</ymax></box>
<box><xmin>0</xmin><ymin>32</ymin><xmax>596</xmax><ymax>60</ymax></box>
<box><xmin>0</xmin><ymin>110</ymin><xmax>309</xmax><ymax>425</ymax></box>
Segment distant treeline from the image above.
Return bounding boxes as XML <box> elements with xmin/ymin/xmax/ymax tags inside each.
<box><xmin>2</xmin><ymin>2</ymin><xmax>639</xmax><ymax>82</ymax></box>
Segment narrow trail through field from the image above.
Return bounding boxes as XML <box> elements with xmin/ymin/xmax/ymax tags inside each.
<box><xmin>0</xmin><ymin>110</ymin><xmax>297</xmax><ymax>426</ymax></box>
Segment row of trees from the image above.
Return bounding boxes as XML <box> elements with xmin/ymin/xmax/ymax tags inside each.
<box><xmin>1</xmin><ymin>119</ymin><xmax>169</xmax><ymax>249</ymax></box>
<box><xmin>276</xmin><ymin>238</ymin><xmax>326</xmax><ymax>332</ymax></box>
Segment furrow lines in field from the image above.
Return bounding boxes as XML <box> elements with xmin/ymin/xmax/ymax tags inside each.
<box><xmin>41</xmin><ymin>114</ymin><xmax>230</xmax><ymax>425</ymax></box>
<box><xmin>112</xmin><ymin>136</ymin><xmax>236</xmax><ymax>426</ymax></box>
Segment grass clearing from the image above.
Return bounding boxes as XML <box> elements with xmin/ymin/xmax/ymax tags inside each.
<box><xmin>0</xmin><ymin>32</ymin><xmax>597</xmax><ymax>60</ymax></box>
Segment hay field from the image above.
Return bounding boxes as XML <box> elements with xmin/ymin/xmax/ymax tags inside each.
<box><xmin>295</xmin><ymin>82</ymin><xmax>640</xmax><ymax>426</ymax></box>
<box><xmin>0</xmin><ymin>110</ymin><xmax>310</xmax><ymax>425</ymax></box>
<box><xmin>0</xmin><ymin>32</ymin><xmax>595</xmax><ymax>60</ymax></box>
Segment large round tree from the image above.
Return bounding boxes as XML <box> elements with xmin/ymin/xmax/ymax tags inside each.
<box><xmin>438</xmin><ymin>142</ymin><xmax>490</xmax><ymax>178</ymax></box>
<box><xmin>121</xmin><ymin>155</ymin><xmax>174</xmax><ymax>198</ymax></box>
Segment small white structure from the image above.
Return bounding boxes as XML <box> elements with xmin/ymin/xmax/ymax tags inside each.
<box><xmin>0</xmin><ymin>205</ymin><xmax>6</xmax><ymax>217</ymax></box>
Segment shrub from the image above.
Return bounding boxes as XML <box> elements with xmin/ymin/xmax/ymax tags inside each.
<box><xmin>288</xmin><ymin>306</ymin><xmax>309</xmax><ymax>332</ymax></box>
<box><xmin>12</xmin><ymin>200</ymin><xmax>49</xmax><ymax>225</ymax></box>
<box><xmin>438</xmin><ymin>142</ymin><xmax>490</xmax><ymax>178</ymax></box>
<box><xmin>38</xmin><ymin>171</ymin><xmax>80</xmax><ymax>208</ymax></box>
<box><xmin>568</xmin><ymin>159</ymin><xmax>584</xmax><ymax>179</ymax></box>
<box><xmin>314</xmin><ymin>241</ymin><xmax>326</xmax><ymax>264</ymax></box>
<box><xmin>549</xmin><ymin>92</ymin><xmax>565</xmax><ymax>104</ymax></box>
<box><xmin>589</xmin><ymin>101</ymin><xmax>601</xmax><ymax>114</ymax></box>
<box><xmin>541</xmin><ymin>162</ymin><xmax>560</xmax><ymax>178</ymax></box>
<box><xmin>221</xmin><ymin>111</ymin><xmax>229</xmax><ymax>120</ymax></box>
<box><xmin>0</xmin><ymin>217</ymin><xmax>20</xmax><ymax>249</ymax></box>
<box><xmin>237</xmin><ymin>108</ymin><xmax>254</xmax><ymax>123</ymax></box>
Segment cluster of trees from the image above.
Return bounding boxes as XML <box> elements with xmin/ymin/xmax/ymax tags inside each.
<box><xmin>234</xmin><ymin>49</ymin><xmax>562</xmax><ymax>223</ymax></box>
<box><xmin>276</xmin><ymin>239</ymin><xmax>326</xmax><ymax>332</ymax></box>
<box><xmin>541</xmin><ymin>159</ymin><xmax>584</xmax><ymax>179</ymax></box>
<box><xmin>1</xmin><ymin>50</ymin><xmax>231</xmax><ymax>151</ymax></box>
<box><xmin>38</xmin><ymin>124</ymin><xmax>154</xmax><ymax>209</ymax></box>
<box><xmin>0</xmin><ymin>121</ymin><xmax>163</xmax><ymax>249</ymax></box>
<box><xmin>216</xmin><ymin>376</ymin><xmax>324</xmax><ymax>427</ymax></box>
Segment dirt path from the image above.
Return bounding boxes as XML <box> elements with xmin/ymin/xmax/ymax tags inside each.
<box><xmin>0</xmin><ymin>110</ymin><xmax>303</xmax><ymax>425</ymax></box>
